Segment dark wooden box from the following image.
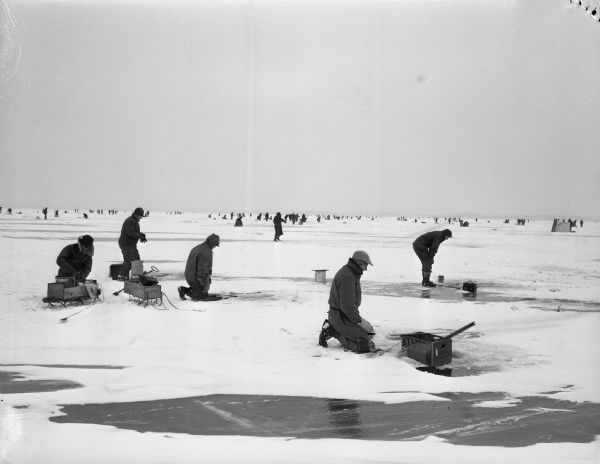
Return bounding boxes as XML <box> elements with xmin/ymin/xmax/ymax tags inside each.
<box><xmin>124</xmin><ymin>281</ymin><xmax>162</xmax><ymax>300</ymax></box>
<box><xmin>462</xmin><ymin>281</ymin><xmax>478</xmax><ymax>293</ymax></box>
<box><xmin>401</xmin><ymin>332</ymin><xmax>453</xmax><ymax>367</ymax></box>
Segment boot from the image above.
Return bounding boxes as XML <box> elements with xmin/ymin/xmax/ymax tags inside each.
<box><xmin>177</xmin><ymin>286</ymin><xmax>188</xmax><ymax>300</ymax></box>
<box><xmin>422</xmin><ymin>271</ymin><xmax>436</xmax><ymax>287</ymax></box>
<box><xmin>354</xmin><ymin>338</ymin><xmax>372</xmax><ymax>353</ymax></box>
<box><xmin>318</xmin><ymin>319</ymin><xmax>332</xmax><ymax>347</ymax></box>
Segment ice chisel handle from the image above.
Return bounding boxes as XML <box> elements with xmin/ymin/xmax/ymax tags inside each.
<box><xmin>441</xmin><ymin>321</ymin><xmax>475</xmax><ymax>341</ymax></box>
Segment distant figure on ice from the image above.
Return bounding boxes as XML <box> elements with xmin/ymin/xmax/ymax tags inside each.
<box><xmin>117</xmin><ymin>207</ymin><xmax>147</xmax><ymax>280</ymax></box>
<box><xmin>178</xmin><ymin>234</ymin><xmax>220</xmax><ymax>301</ymax></box>
<box><xmin>273</xmin><ymin>212</ymin><xmax>286</xmax><ymax>241</ymax></box>
<box><xmin>56</xmin><ymin>235</ymin><xmax>94</xmax><ymax>281</ymax></box>
<box><xmin>412</xmin><ymin>229</ymin><xmax>452</xmax><ymax>287</ymax></box>
<box><xmin>42</xmin><ymin>207</ymin><xmax>48</xmax><ymax>220</ymax></box>
<box><xmin>234</xmin><ymin>216</ymin><xmax>243</xmax><ymax>227</ymax></box>
<box><xmin>318</xmin><ymin>250</ymin><xmax>377</xmax><ymax>353</ymax></box>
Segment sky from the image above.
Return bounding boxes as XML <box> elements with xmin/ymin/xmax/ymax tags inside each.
<box><xmin>1</xmin><ymin>0</ymin><xmax>599</xmax><ymax>218</ymax></box>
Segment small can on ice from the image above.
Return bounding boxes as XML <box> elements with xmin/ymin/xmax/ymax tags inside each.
<box><xmin>437</xmin><ymin>275</ymin><xmax>444</xmax><ymax>285</ymax></box>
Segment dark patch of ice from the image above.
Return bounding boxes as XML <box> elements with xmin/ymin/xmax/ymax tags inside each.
<box><xmin>49</xmin><ymin>392</ymin><xmax>600</xmax><ymax>447</ymax></box>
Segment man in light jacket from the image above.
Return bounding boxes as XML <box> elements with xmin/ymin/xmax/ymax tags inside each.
<box><xmin>178</xmin><ymin>234</ymin><xmax>220</xmax><ymax>300</ymax></box>
<box><xmin>318</xmin><ymin>250</ymin><xmax>376</xmax><ymax>353</ymax></box>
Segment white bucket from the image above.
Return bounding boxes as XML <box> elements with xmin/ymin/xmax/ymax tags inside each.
<box><xmin>313</xmin><ymin>270</ymin><xmax>328</xmax><ymax>284</ymax></box>
<box><xmin>131</xmin><ymin>260</ymin><xmax>144</xmax><ymax>277</ymax></box>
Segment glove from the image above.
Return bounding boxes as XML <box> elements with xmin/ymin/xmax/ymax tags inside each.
<box><xmin>140</xmin><ymin>233</ymin><xmax>147</xmax><ymax>243</ymax></box>
<box><xmin>357</xmin><ymin>319</ymin><xmax>375</xmax><ymax>335</ymax></box>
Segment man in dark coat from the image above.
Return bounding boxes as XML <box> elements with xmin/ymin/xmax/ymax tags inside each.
<box><xmin>178</xmin><ymin>234</ymin><xmax>220</xmax><ymax>300</ymax></box>
<box><xmin>273</xmin><ymin>212</ymin><xmax>286</xmax><ymax>241</ymax></box>
<box><xmin>318</xmin><ymin>250</ymin><xmax>377</xmax><ymax>353</ymax></box>
<box><xmin>412</xmin><ymin>229</ymin><xmax>452</xmax><ymax>287</ymax></box>
<box><xmin>56</xmin><ymin>235</ymin><xmax>94</xmax><ymax>281</ymax></box>
<box><xmin>117</xmin><ymin>207</ymin><xmax>147</xmax><ymax>280</ymax></box>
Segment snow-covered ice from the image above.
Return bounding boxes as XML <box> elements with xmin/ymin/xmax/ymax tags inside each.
<box><xmin>1</xmin><ymin>211</ymin><xmax>599</xmax><ymax>463</ymax></box>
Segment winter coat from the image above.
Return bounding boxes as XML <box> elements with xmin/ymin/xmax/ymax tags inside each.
<box><xmin>56</xmin><ymin>243</ymin><xmax>92</xmax><ymax>279</ymax></box>
<box><xmin>118</xmin><ymin>215</ymin><xmax>143</xmax><ymax>249</ymax></box>
<box><xmin>412</xmin><ymin>231</ymin><xmax>447</xmax><ymax>260</ymax></box>
<box><xmin>184</xmin><ymin>242</ymin><xmax>213</xmax><ymax>284</ymax></box>
<box><xmin>273</xmin><ymin>215</ymin><xmax>285</xmax><ymax>235</ymax></box>
<box><xmin>328</xmin><ymin>258</ymin><xmax>363</xmax><ymax>324</ymax></box>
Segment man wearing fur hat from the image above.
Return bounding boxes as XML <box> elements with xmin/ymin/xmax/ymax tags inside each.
<box><xmin>56</xmin><ymin>235</ymin><xmax>94</xmax><ymax>281</ymax></box>
<box><xmin>318</xmin><ymin>250</ymin><xmax>377</xmax><ymax>353</ymax></box>
<box><xmin>117</xmin><ymin>207</ymin><xmax>147</xmax><ymax>280</ymax></box>
<box><xmin>178</xmin><ymin>233</ymin><xmax>220</xmax><ymax>301</ymax></box>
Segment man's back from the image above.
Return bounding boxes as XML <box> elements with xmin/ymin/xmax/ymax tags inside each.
<box><xmin>119</xmin><ymin>215</ymin><xmax>140</xmax><ymax>248</ymax></box>
<box><xmin>185</xmin><ymin>242</ymin><xmax>212</xmax><ymax>281</ymax></box>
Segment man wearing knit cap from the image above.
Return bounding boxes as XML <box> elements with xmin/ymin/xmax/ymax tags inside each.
<box><xmin>117</xmin><ymin>207</ymin><xmax>147</xmax><ymax>280</ymax></box>
<box><xmin>318</xmin><ymin>250</ymin><xmax>377</xmax><ymax>353</ymax></box>
<box><xmin>178</xmin><ymin>233</ymin><xmax>220</xmax><ymax>301</ymax></box>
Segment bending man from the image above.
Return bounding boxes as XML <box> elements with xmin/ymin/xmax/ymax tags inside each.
<box><xmin>412</xmin><ymin>229</ymin><xmax>452</xmax><ymax>287</ymax></box>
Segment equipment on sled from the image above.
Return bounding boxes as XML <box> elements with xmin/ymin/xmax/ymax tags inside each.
<box><xmin>44</xmin><ymin>276</ymin><xmax>102</xmax><ymax>306</ymax></box>
<box><xmin>115</xmin><ymin>263</ymin><xmax>162</xmax><ymax>306</ymax></box>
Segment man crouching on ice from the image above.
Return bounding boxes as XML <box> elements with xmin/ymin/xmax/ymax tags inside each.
<box><xmin>178</xmin><ymin>233</ymin><xmax>220</xmax><ymax>301</ymax></box>
<box><xmin>318</xmin><ymin>250</ymin><xmax>377</xmax><ymax>353</ymax></box>
<box><xmin>56</xmin><ymin>234</ymin><xmax>94</xmax><ymax>282</ymax></box>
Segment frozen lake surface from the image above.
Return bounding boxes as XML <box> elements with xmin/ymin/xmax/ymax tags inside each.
<box><xmin>1</xmin><ymin>211</ymin><xmax>599</xmax><ymax>463</ymax></box>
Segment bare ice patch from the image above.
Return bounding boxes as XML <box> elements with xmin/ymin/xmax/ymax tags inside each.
<box><xmin>48</xmin><ymin>392</ymin><xmax>600</xmax><ymax>447</ymax></box>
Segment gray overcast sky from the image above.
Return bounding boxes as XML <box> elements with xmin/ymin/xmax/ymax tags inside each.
<box><xmin>1</xmin><ymin>0</ymin><xmax>599</xmax><ymax>218</ymax></box>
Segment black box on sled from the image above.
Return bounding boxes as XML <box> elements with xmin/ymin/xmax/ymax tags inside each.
<box><xmin>401</xmin><ymin>322</ymin><xmax>475</xmax><ymax>367</ymax></box>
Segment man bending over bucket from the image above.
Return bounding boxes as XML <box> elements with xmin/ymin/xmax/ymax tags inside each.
<box><xmin>178</xmin><ymin>234</ymin><xmax>220</xmax><ymax>301</ymax></box>
<box><xmin>318</xmin><ymin>250</ymin><xmax>377</xmax><ymax>353</ymax></box>
<box><xmin>412</xmin><ymin>229</ymin><xmax>452</xmax><ymax>287</ymax></box>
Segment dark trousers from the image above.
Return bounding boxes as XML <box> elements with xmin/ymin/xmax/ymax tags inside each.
<box><xmin>413</xmin><ymin>244</ymin><xmax>433</xmax><ymax>273</ymax></box>
<box><xmin>119</xmin><ymin>247</ymin><xmax>140</xmax><ymax>277</ymax></box>
<box><xmin>185</xmin><ymin>277</ymin><xmax>211</xmax><ymax>300</ymax></box>
<box><xmin>328</xmin><ymin>308</ymin><xmax>373</xmax><ymax>351</ymax></box>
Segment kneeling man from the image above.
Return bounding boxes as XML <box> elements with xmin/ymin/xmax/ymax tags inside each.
<box><xmin>178</xmin><ymin>234</ymin><xmax>220</xmax><ymax>301</ymax></box>
<box><xmin>319</xmin><ymin>250</ymin><xmax>377</xmax><ymax>353</ymax></box>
